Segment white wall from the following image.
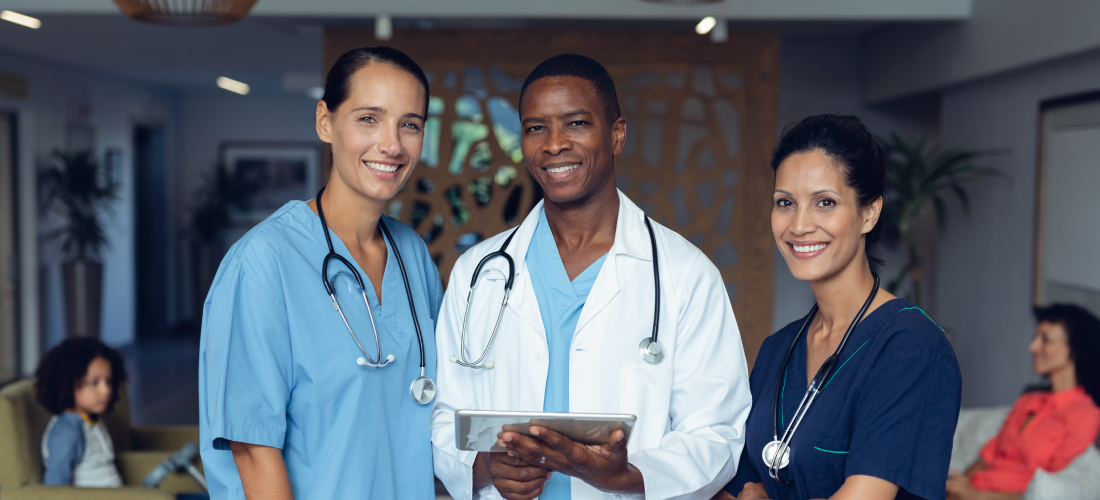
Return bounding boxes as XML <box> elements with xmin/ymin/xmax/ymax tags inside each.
<box><xmin>864</xmin><ymin>0</ymin><xmax>1100</xmax><ymax>102</ymax></box>
<box><xmin>772</xmin><ymin>35</ymin><xmax>940</xmax><ymax>331</ymax></box>
<box><xmin>174</xmin><ymin>91</ymin><xmax>320</xmax><ymax>320</ymax></box>
<box><xmin>933</xmin><ymin>47</ymin><xmax>1100</xmax><ymax>407</ymax></box>
<box><xmin>0</xmin><ymin>48</ymin><xmax>180</xmax><ymax>361</ymax></box>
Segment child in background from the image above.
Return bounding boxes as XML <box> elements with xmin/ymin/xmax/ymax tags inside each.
<box><xmin>35</xmin><ymin>337</ymin><xmax>127</xmax><ymax>487</ymax></box>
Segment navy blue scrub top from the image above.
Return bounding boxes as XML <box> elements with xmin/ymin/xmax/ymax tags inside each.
<box><xmin>725</xmin><ymin>298</ymin><xmax>961</xmax><ymax>500</ymax></box>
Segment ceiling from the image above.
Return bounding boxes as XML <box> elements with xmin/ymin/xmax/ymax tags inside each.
<box><xmin>0</xmin><ymin>2</ymin><xmax>970</xmax><ymax>97</ymax></box>
<box><xmin>10</xmin><ymin>0</ymin><xmax>970</xmax><ymax>21</ymax></box>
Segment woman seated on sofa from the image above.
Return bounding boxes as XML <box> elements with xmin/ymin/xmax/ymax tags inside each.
<box><xmin>946</xmin><ymin>303</ymin><xmax>1100</xmax><ymax>500</ymax></box>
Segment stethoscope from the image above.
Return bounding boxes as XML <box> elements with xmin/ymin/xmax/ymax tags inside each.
<box><xmin>449</xmin><ymin>214</ymin><xmax>666</xmax><ymax>368</ymax></box>
<box><xmin>763</xmin><ymin>272</ymin><xmax>879</xmax><ymax>485</ymax></box>
<box><xmin>315</xmin><ymin>187</ymin><xmax>435</xmax><ymax>405</ymax></box>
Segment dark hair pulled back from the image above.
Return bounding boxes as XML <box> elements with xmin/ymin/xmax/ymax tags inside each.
<box><xmin>35</xmin><ymin>337</ymin><xmax>128</xmax><ymax>415</ymax></box>
<box><xmin>1033</xmin><ymin>303</ymin><xmax>1100</xmax><ymax>406</ymax></box>
<box><xmin>771</xmin><ymin>114</ymin><xmax>889</xmax><ymax>267</ymax></box>
<box><xmin>322</xmin><ymin>46</ymin><xmax>429</xmax><ymax>115</ymax></box>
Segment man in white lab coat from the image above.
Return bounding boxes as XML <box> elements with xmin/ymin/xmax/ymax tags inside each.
<box><xmin>431</xmin><ymin>53</ymin><xmax>751</xmax><ymax>500</ymax></box>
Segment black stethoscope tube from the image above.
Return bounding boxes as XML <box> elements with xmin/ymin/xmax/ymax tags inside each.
<box><xmin>768</xmin><ymin>272</ymin><xmax>880</xmax><ymax>484</ymax></box>
<box><xmin>315</xmin><ymin>186</ymin><xmax>428</xmax><ymax>374</ymax></box>
<box><xmin>644</xmin><ymin>216</ymin><xmax>660</xmax><ymax>346</ymax></box>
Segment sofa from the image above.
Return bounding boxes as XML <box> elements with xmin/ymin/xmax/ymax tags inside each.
<box><xmin>951</xmin><ymin>406</ymin><xmax>1100</xmax><ymax>500</ymax></box>
<box><xmin>0</xmin><ymin>378</ymin><xmax>205</xmax><ymax>499</ymax></box>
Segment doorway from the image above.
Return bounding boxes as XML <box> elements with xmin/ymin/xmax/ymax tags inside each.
<box><xmin>134</xmin><ymin>126</ymin><xmax>167</xmax><ymax>340</ymax></box>
<box><xmin>0</xmin><ymin>113</ymin><xmax>18</xmax><ymax>383</ymax></box>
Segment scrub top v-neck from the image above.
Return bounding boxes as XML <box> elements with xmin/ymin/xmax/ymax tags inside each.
<box><xmin>199</xmin><ymin>201</ymin><xmax>443</xmax><ymax>500</ymax></box>
<box><xmin>726</xmin><ymin>299</ymin><xmax>961</xmax><ymax>500</ymax></box>
<box><xmin>526</xmin><ymin>208</ymin><xmax>608</xmax><ymax>500</ymax></box>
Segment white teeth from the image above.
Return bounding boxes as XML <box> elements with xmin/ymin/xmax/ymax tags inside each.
<box><xmin>365</xmin><ymin>161</ymin><xmax>399</xmax><ymax>173</ymax></box>
<box><xmin>547</xmin><ymin>164</ymin><xmax>579</xmax><ymax>174</ymax></box>
<box><xmin>793</xmin><ymin>243</ymin><xmax>827</xmax><ymax>253</ymax></box>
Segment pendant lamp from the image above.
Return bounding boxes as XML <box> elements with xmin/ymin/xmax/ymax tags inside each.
<box><xmin>113</xmin><ymin>0</ymin><xmax>258</xmax><ymax>25</ymax></box>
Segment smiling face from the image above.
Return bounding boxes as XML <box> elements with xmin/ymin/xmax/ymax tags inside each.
<box><xmin>520</xmin><ymin>76</ymin><xmax>625</xmax><ymax>205</ymax></box>
<box><xmin>772</xmin><ymin>150</ymin><xmax>881</xmax><ymax>282</ymax></box>
<box><xmin>316</xmin><ymin>62</ymin><xmax>426</xmax><ymax>203</ymax></box>
<box><xmin>1029</xmin><ymin>321</ymin><xmax>1075</xmax><ymax>377</ymax></box>
<box><xmin>73</xmin><ymin>356</ymin><xmax>112</xmax><ymax>416</ymax></box>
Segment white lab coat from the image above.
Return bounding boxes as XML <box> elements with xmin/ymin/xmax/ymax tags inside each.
<box><xmin>431</xmin><ymin>190</ymin><xmax>751</xmax><ymax>500</ymax></box>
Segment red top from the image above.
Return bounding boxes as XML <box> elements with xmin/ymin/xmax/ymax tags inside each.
<box><xmin>972</xmin><ymin>386</ymin><xmax>1100</xmax><ymax>492</ymax></box>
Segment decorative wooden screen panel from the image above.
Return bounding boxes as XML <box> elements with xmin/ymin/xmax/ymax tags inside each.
<box><xmin>325</xmin><ymin>29</ymin><xmax>778</xmax><ymax>365</ymax></box>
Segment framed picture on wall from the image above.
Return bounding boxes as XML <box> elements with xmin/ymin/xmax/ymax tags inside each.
<box><xmin>219</xmin><ymin>141</ymin><xmax>323</xmax><ymax>225</ymax></box>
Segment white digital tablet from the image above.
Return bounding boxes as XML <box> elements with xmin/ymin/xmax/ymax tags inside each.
<box><xmin>455</xmin><ymin>410</ymin><xmax>637</xmax><ymax>452</ymax></box>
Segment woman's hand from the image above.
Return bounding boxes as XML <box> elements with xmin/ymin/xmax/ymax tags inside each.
<box><xmin>946</xmin><ymin>471</ymin><xmax>974</xmax><ymax>500</ymax></box>
<box><xmin>734</xmin><ymin>482</ymin><xmax>772</xmax><ymax>499</ymax></box>
<box><xmin>229</xmin><ymin>441</ymin><xmax>294</xmax><ymax>500</ymax></box>
<box><xmin>498</xmin><ymin>426</ymin><xmax>644</xmax><ymax>494</ymax></box>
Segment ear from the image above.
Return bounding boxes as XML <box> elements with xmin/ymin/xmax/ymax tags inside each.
<box><xmin>611</xmin><ymin>116</ymin><xmax>628</xmax><ymax>156</ymax></box>
<box><xmin>861</xmin><ymin>195</ymin><xmax>883</xmax><ymax>235</ymax></box>
<box><xmin>316</xmin><ymin>100</ymin><xmax>333</xmax><ymax>144</ymax></box>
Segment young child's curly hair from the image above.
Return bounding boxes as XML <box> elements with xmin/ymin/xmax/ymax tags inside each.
<box><xmin>34</xmin><ymin>338</ymin><xmax>129</xmax><ymax>415</ymax></box>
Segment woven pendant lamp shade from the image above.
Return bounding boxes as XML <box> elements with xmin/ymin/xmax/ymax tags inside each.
<box><xmin>113</xmin><ymin>0</ymin><xmax>259</xmax><ymax>25</ymax></box>
<box><xmin>640</xmin><ymin>0</ymin><xmax>724</xmax><ymax>3</ymax></box>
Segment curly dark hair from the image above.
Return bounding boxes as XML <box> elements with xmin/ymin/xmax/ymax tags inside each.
<box><xmin>1034</xmin><ymin>303</ymin><xmax>1100</xmax><ymax>406</ymax></box>
<box><xmin>34</xmin><ymin>338</ymin><xmax>128</xmax><ymax>415</ymax></box>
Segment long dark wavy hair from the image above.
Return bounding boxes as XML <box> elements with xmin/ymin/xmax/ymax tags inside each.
<box><xmin>34</xmin><ymin>337</ymin><xmax>128</xmax><ymax>415</ymax></box>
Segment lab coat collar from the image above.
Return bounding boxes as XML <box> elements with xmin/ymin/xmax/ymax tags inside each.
<box><xmin>496</xmin><ymin>190</ymin><xmax>654</xmax><ymax>339</ymax></box>
<box><xmin>501</xmin><ymin>189</ymin><xmax>654</xmax><ymax>285</ymax></box>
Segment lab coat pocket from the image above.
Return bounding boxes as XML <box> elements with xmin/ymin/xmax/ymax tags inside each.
<box><xmin>812</xmin><ymin>435</ymin><xmax>851</xmax><ymax>497</ymax></box>
<box><xmin>619</xmin><ymin>361</ymin><xmax>673</xmax><ymax>450</ymax></box>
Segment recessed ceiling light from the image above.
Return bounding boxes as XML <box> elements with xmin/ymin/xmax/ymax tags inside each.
<box><xmin>216</xmin><ymin>76</ymin><xmax>250</xmax><ymax>95</ymax></box>
<box><xmin>1</xmin><ymin>11</ymin><xmax>41</xmax><ymax>29</ymax></box>
<box><xmin>695</xmin><ymin>16</ymin><xmax>716</xmax><ymax>35</ymax></box>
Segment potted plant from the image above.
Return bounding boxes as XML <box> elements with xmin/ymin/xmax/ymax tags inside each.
<box><xmin>880</xmin><ymin>134</ymin><xmax>1006</xmax><ymax>306</ymax></box>
<box><xmin>39</xmin><ymin>150</ymin><xmax>120</xmax><ymax>338</ymax></box>
<box><xmin>187</xmin><ymin>162</ymin><xmax>256</xmax><ymax>321</ymax></box>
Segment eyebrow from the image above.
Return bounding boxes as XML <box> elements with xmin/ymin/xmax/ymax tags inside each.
<box><xmin>521</xmin><ymin>109</ymin><xmax>594</xmax><ymax>125</ymax></box>
<box><xmin>561</xmin><ymin>109</ymin><xmax>591</xmax><ymax>119</ymax></box>
<box><xmin>349</xmin><ymin>106</ymin><xmax>425</xmax><ymax>122</ymax></box>
<box><xmin>350</xmin><ymin>106</ymin><xmax>385</xmax><ymax>113</ymax></box>
<box><xmin>773</xmin><ymin>188</ymin><xmax>842</xmax><ymax>196</ymax></box>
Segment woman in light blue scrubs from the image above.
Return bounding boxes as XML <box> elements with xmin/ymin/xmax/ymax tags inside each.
<box><xmin>198</xmin><ymin>46</ymin><xmax>442</xmax><ymax>499</ymax></box>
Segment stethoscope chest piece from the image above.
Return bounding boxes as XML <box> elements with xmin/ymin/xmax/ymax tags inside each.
<box><xmin>410</xmin><ymin>374</ymin><xmax>436</xmax><ymax>405</ymax></box>
<box><xmin>638</xmin><ymin>337</ymin><xmax>665</xmax><ymax>364</ymax></box>
<box><xmin>762</xmin><ymin>440</ymin><xmax>791</xmax><ymax>470</ymax></box>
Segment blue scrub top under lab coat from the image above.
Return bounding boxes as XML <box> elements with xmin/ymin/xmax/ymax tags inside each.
<box><xmin>526</xmin><ymin>209</ymin><xmax>607</xmax><ymax>499</ymax></box>
<box><xmin>198</xmin><ymin>201</ymin><xmax>442</xmax><ymax>500</ymax></box>
<box><xmin>725</xmin><ymin>299</ymin><xmax>961</xmax><ymax>500</ymax></box>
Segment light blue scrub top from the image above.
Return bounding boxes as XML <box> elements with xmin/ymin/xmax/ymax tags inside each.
<box><xmin>198</xmin><ymin>201</ymin><xmax>442</xmax><ymax>500</ymax></box>
<box><xmin>525</xmin><ymin>209</ymin><xmax>607</xmax><ymax>500</ymax></box>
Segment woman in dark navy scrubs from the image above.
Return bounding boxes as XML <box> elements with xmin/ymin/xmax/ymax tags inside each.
<box><xmin>719</xmin><ymin>114</ymin><xmax>962</xmax><ymax>500</ymax></box>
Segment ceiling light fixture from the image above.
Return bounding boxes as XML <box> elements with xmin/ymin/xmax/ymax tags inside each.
<box><xmin>216</xmin><ymin>77</ymin><xmax>250</xmax><ymax>95</ymax></box>
<box><xmin>695</xmin><ymin>16</ymin><xmax>717</xmax><ymax>35</ymax></box>
<box><xmin>113</xmin><ymin>0</ymin><xmax>258</xmax><ymax>26</ymax></box>
<box><xmin>641</xmin><ymin>0</ymin><xmax>724</xmax><ymax>4</ymax></box>
<box><xmin>1</xmin><ymin>11</ymin><xmax>41</xmax><ymax>29</ymax></box>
